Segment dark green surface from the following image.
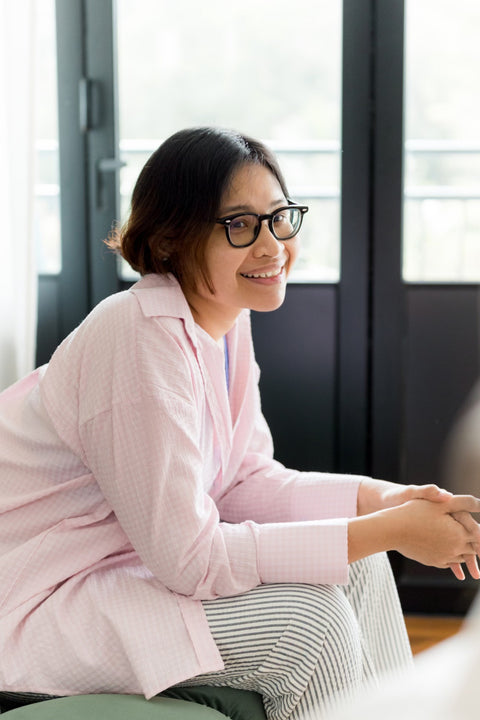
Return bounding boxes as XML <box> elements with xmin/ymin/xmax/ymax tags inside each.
<box><xmin>2</xmin><ymin>694</ymin><xmax>226</xmax><ymax>718</ymax></box>
<box><xmin>0</xmin><ymin>686</ymin><xmax>267</xmax><ymax>719</ymax></box>
<box><xmin>162</xmin><ymin>685</ymin><xmax>266</xmax><ymax>720</ymax></box>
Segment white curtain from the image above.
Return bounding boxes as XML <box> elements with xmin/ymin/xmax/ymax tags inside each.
<box><xmin>0</xmin><ymin>0</ymin><xmax>37</xmax><ymax>391</ymax></box>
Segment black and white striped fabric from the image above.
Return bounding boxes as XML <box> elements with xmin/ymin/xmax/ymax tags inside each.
<box><xmin>177</xmin><ymin>553</ymin><xmax>412</xmax><ymax>720</ymax></box>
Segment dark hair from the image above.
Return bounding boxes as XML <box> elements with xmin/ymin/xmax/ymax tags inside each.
<box><xmin>107</xmin><ymin>127</ymin><xmax>290</xmax><ymax>293</ymax></box>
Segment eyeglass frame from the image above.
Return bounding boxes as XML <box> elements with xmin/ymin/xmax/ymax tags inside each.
<box><xmin>215</xmin><ymin>203</ymin><xmax>309</xmax><ymax>248</ymax></box>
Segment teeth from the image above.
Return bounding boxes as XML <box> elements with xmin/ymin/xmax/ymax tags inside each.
<box><xmin>243</xmin><ymin>269</ymin><xmax>281</xmax><ymax>279</ymax></box>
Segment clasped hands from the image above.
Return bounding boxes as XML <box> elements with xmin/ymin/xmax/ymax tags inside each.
<box><xmin>356</xmin><ymin>478</ymin><xmax>480</xmax><ymax>580</ymax></box>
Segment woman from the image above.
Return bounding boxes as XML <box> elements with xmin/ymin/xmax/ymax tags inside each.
<box><xmin>0</xmin><ymin>127</ymin><xmax>479</xmax><ymax>719</ymax></box>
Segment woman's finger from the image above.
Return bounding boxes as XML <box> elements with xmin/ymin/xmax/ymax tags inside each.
<box><xmin>449</xmin><ymin>562</ymin><xmax>466</xmax><ymax>580</ymax></box>
<box><xmin>464</xmin><ymin>554</ymin><xmax>480</xmax><ymax>580</ymax></box>
<box><xmin>445</xmin><ymin>495</ymin><xmax>480</xmax><ymax>514</ymax></box>
<box><xmin>404</xmin><ymin>484</ymin><xmax>452</xmax><ymax>503</ymax></box>
<box><xmin>451</xmin><ymin>511</ymin><xmax>480</xmax><ymax>543</ymax></box>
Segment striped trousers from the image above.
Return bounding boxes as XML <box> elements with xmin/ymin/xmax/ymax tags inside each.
<box><xmin>177</xmin><ymin>553</ymin><xmax>413</xmax><ymax>720</ymax></box>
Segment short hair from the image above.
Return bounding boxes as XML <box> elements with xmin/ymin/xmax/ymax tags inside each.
<box><xmin>107</xmin><ymin>127</ymin><xmax>290</xmax><ymax>294</ymax></box>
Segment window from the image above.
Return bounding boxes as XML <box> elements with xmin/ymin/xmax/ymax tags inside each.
<box><xmin>35</xmin><ymin>0</ymin><xmax>61</xmax><ymax>275</ymax></box>
<box><xmin>116</xmin><ymin>0</ymin><xmax>342</xmax><ymax>282</ymax></box>
<box><xmin>403</xmin><ymin>0</ymin><xmax>480</xmax><ymax>282</ymax></box>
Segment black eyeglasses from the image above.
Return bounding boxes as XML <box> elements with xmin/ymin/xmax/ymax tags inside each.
<box><xmin>216</xmin><ymin>204</ymin><xmax>309</xmax><ymax>248</ymax></box>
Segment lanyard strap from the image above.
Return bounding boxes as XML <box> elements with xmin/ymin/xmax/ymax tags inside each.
<box><xmin>224</xmin><ymin>336</ymin><xmax>230</xmax><ymax>391</ymax></box>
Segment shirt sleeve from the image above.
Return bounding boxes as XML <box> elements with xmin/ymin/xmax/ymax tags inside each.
<box><xmin>78</xmin><ymin>332</ymin><xmax>352</xmax><ymax>595</ymax></box>
<box><xmin>81</xmin><ymin>391</ymin><xmax>352</xmax><ymax>596</ymax></box>
<box><xmin>213</xmin><ymin>409</ymin><xmax>363</xmax><ymax>586</ymax></box>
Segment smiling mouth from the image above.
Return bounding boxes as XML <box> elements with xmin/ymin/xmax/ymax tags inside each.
<box><xmin>240</xmin><ymin>267</ymin><xmax>284</xmax><ymax>279</ymax></box>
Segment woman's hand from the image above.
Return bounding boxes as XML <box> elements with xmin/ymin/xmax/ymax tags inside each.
<box><xmin>357</xmin><ymin>478</ymin><xmax>453</xmax><ymax>516</ymax></box>
<box><xmin>349</xmin><ymin>492</ymin><xmax>480</xmax><ymax>580</ymax></box>
<box><xmin>448</xmin><ymin>505</ymin><xmax>480</xmax><ymax>580</ymax></box>
<box><xmin>390</xmin><ymin>498</ymin><xmax>480</xmax><ymax>576</ymax></box>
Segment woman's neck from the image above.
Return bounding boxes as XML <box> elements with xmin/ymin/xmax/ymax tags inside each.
<box><xmin>186</xmin><ymin>295</ymin><xmax>239</xmax><ymax>341</ymax></box>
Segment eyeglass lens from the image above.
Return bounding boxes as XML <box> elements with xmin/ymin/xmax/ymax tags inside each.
<box><xmin>228</xmin><ymin>208</ymin><xmax>302</xmax><ymax>246</ymax></box>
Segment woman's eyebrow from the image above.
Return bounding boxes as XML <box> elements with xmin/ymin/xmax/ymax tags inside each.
<box><xmin>220</xmin><ymin>198</ymin><xmax>287</xmax><ymax>215</ymax></box>
<box><xmin>219</xmin><ymin>204</ymin><xmax>251</xmax><ymax>215</ymax></box>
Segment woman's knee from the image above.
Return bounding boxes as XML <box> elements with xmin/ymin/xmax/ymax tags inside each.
<box><xmin>268</xmin><ymin>585</ymin><xmax>365</xmax><ymax>712</ymax></box>
<box><xmin>275</xmin><ymin>583</ymin><xmax>362</xmax><ymax>657</ymax></box>
<box><xmin>203</xmin><ymin>582</ymin><xmax>364</xmax><ymax>674</ymax></box>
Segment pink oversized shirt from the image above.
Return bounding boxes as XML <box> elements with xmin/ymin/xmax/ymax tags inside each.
<box><xmin>0</xmin><ymin>273</ymin><xmax>362</xmax><ymax>698</ymax></box>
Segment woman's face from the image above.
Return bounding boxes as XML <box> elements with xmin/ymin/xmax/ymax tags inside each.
<box><xmin>185</xmin><ymin>163</ymin><xmax>300</xmax><ymax>340</ymax></box>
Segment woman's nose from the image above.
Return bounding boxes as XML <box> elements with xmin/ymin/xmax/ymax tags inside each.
<box><xmin>252</xmin><ymin>220</ymin><xmax>284</xmax><ymax>257</ymax></box>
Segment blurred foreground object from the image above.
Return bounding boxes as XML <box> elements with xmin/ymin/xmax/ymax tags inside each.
<box><xmin>329</xmin><ymin>385</ymin><xmax>480</xmax><ymax>720</ymax></box>
<box><xmin>329</xmin><ymin>600</ymin><xmax>480</xmax><ymax>720</ymax></box>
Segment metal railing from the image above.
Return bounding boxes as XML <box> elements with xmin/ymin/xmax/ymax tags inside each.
<box><xmin>34</xmin><ymin>139</ymin><xmax>480</xmax><ymax>281</ymax></box>
<box><xmin>36</xmin><ymin>137</ymin><xmax>480</xmax><ymax>203</ymax></box>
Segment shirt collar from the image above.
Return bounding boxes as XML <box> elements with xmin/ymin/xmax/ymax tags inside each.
<box><xmin>130</xmin><ymin>271</ymin><xmax>250</xmax><ymax>349</ymax></box>
<box><xmin>130</xmin><ymin>273</ymin><xmax>197</xmax><ymax>340</ymax></box>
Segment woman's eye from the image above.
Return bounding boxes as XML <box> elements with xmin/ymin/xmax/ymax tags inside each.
<box><xmin>273</xmin><ymin>212</ymin><xmax>288</xmax><ymax>225</ymax></box>
<box><xmin>230</xmin><ymin>216</ymin><xmax>252</xmax><ymax>233</ymax></box>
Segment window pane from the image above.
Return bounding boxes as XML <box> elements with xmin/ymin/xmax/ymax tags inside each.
<box><xmin>116</xmin><ymin>0</ymin><xmax>342</xmax><ymax>282</ymax></box>
<box><xmin>403</xmin><ymin>0</ymin><xmax>480</xmax><ymax>282</ymax></box>
<box><xmin>35</xmin><ymin>0</ymin><xmax>61</xmax><ymax>274</ymax></box>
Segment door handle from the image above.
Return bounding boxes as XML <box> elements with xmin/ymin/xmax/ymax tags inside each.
<box><xmin>97</xmin><ymin>158</ymin><xmax>126</xmax><ymax>173</ymax></box>
<box><xmin>96</xmin><ymin>158</ymin><xmax>126</xmax><ymax>209</ymax></box>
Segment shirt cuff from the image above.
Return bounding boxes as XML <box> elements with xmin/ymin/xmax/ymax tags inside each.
<box><xmin>290</xmin><ymin>473</ymin><xmax>364</xmax><ymax>522</ymax></box>
<box><xmin>255</xmin><ymin>519</ymin><xmax>349</xmax><ymax>586</ymax></box>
